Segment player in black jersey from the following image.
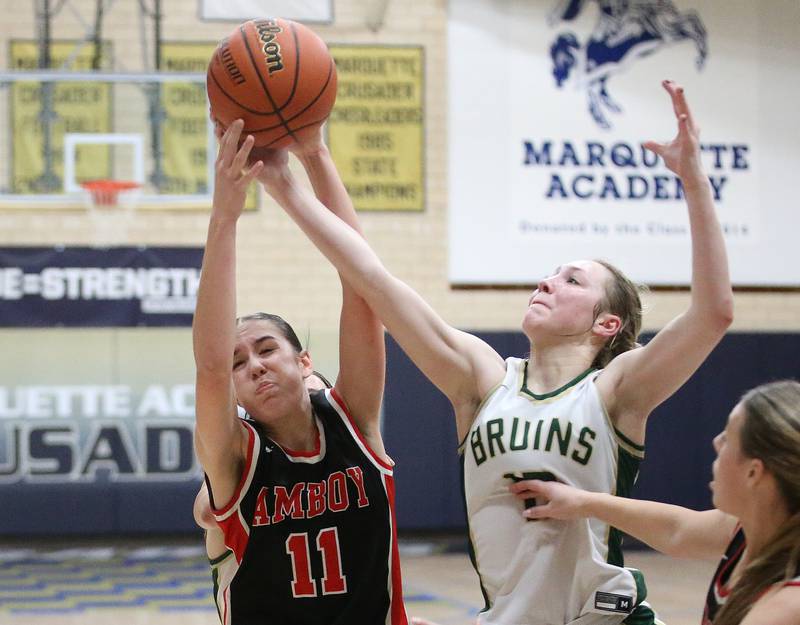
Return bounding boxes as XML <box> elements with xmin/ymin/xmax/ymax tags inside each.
<box><xmin>193</xmin><ymin>370</ymin><xmax>331</xmax><ymax>562</ymax></box>
<box><xmin>508</xmin><ymin>380</ymin><xmax>800</xmax><ymax>625</ymax></box>
<box><xmin>193</xmin><ymin>120</ymin><xmax>408</xmax><ymax>625</ymax></box>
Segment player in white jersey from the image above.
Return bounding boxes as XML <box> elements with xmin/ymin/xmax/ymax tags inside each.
<box><xmin>461</xmin><ymin>358</ymin><xmax>649</xmax><ymax>623</ymax></box>
<box><xmin>511</xmin><ymin>380</ymin><xmax>800</xmax><ymax>625</ymax></box>
<box><xmin>259</xmin><ymin>81</ymin><xmax>732</xmax><ymax>624</ymax></box>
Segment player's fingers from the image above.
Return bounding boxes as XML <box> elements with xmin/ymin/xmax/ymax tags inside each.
<box><xmin>642</xmin><ymin>140</ymin><xmax>665</xmax><ymax>156</ymax></box>
<box><xmin>664</xmin><ymin>81</ymin><xmax>697</xmax><ymax>132</ymax></box>
<box><xmin>241</xmin><ymin>159</ymin><xmax>264</xmax><ymax>185</ymax></box>
<box><xmin>509</xmin><ymin>479</ymin><xmax>547</xmax><ymax>496</ymax></box>
<box><xmin>232</xmin><ymin>134</ymin><xmax>255</xmax><ymax>172</ymax></box>
<box><xmin>523</xmin><ymin>503</ymin><xmax>552</xmax><ymax>520</ymax></box>
<box><xmin>675</xmin><ymin>113</ymin><xmax>701</xmax><ymax>144</ymax></box>
<box><xmin>221</xmin><ymin>119</ymin><xmax>244</xmax><ymax>162</ymax></box>
<box><xmin>216</xmin><ymin>121</ymin><xmax>233</xmax><ymax>164</ymax></box>
<box><xmin>213</xmin><ymin>120</ymin><xmax>225</xmax><ymax>142</ymax></box>
<box><xmin>662</xmin><ymin>79</ymin><xmax>683</xmax><ymax>117</ymax></box>
<box><xmin>674</xmin><ymin>85</ymin><xmax>698</xmax><ymax>133</ymax></box>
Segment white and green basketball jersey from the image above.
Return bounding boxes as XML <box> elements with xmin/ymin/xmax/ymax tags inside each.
<box><xmin>460</xmin><ymin>357</ymin><xmax>652</xmax><ymax>625</ymax></box>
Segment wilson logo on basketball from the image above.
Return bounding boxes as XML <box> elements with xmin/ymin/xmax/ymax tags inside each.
<box><xmin>255</xmin><ymin>19</ymin><xmax>284</xmax><ymax>74</ymax></box>
<box><xmin>219</xmin><ymin>40</ymin><xmax>246</xmax><ymax>85</ymax></box>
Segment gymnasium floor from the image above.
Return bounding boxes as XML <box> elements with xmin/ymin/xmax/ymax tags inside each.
<box><xmin>0</xmin><ymin>537</ymin><xmax>714</xmax><ymax>625</ymax></box>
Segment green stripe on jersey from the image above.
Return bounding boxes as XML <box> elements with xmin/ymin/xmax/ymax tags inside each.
<box><xmin>614</xmin><ymin>426</ymin><xmax>646</xmax><ymax>454</ymax></box>
<box><xmin>460</xmin><ymin>454</ymin><xmax>491</xmax><ymax>613</ymax></box>
<box><xmin>607</xmin><ymin>446</ymin><xmax>642</xmax><ymax>567</ymax></box>
<box><xmin>209</xmin><ymin>549</ymin><xmax>233</xmax><ymax>567</ymax></box>
<box><xmin>520</xmin><ymin>362</ymin><xmax>596</xmax><ymax>400</ymax></box>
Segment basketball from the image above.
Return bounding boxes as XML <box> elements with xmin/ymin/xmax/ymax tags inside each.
<box><xmin>206</xmin><ymin>18</ymin><xmax>337</xmax><ymax>148</ymax></box>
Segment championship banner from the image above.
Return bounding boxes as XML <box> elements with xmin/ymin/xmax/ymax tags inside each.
<box><xmin>200</xmin><ymin>0</ymin><xmax>333</xmax><ymax>23</ymax></box>
<box><xmin>0</xmin><ymin>247</ymin><xmax>202</xmax><ymax>327</ymax></box>
<box><xmin>160</xmin><ymin>42</ymin><xmax>258</xmax><ymax>207</ymax></box>
<box><xmin>10</xmin><ymin>41</ymin><xmax>112</xmax><ymax>193</ymax></box>
<box><xmin>0</xmin><ymin>328</ymin><xmax>200</xmax><ymax>533</ymax></box>
<box><xmin>328</xmin><ymin>46</ymin><xmax>425</xmax><ymax>212</ymax></box>
<box><xmin>0</xmin><ymin>380</ymin><xmax>198</xmax><ymax>484</ymax></box>
<box><xmin>448</xmin><ymin>0</ymin><xmax>800</xmax><ymax>286</ymax></box>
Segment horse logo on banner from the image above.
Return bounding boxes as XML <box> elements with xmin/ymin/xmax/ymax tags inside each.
<box><xmin>548</xmin><ymin>0</ymin><xmax>707</xmax><ymax>129</ymax></box>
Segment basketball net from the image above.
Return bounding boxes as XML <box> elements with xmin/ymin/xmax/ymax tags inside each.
<box><xmin>80</xmin><ymin>180</ymin><xmax>141</xmax><ymax>246</ymax></box>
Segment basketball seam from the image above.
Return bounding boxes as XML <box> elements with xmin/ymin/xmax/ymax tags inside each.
<box><xmin>208</xmin><ymin>63</ymin><xmax>288</xmax><ymax>117</ymax></box>
<box><xmin>244</xmin><ymin>58</ymin><xmax>335</xmax><ymax>135</ymax></box>
<box><xmin>274</xmin><ymin>22</ymin><xmax>302</xmax><ymax>110</ymax></box>
<box><xmin>262</xmin><ymin>118</ymin><xmax>333</xmax><ymax>148</ymax></box>
<box><xmin>239</xmin><ymin>22</ymin><xmax>296</xmax><ymax>141</ymax></box>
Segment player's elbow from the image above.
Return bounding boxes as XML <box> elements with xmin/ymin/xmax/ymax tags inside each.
<box><xmin>717</xmin><ymin>293</ymin><xmax>733</xmax><ymax>331</ymax></box>
<box><xmin>690</xmin><ymin>294</ymin><xmax>734</xmax><ymax>338</ymax></box>
<box><xmin>710</xmin><ymin>291</ymin><xmax>734</xmax><ymax>331</ymax></box>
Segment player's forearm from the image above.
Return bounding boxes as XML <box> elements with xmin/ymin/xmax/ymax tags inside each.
<box><xmin>580</xmin><ymin>492</ymin><xmax>702</xmax><ymax>557</ymax></box>
<box><xmin>269</xmin><ymin>176</ymin><xmax>387</xmax><ymax>300</ymax></box>
<box><xmin>296</xmin><ymin>146</ymin><xmax>364</xmax><ymax>235</ymax></box>
<box><xmin>683</xmin><ymin>174</ymin><xmax>733</xmax><ymax>326</ymax></box>
<box><xmin>193</xmin><ymin>215</ymin><xmax>238</xmax><ymax>373</ymax></box>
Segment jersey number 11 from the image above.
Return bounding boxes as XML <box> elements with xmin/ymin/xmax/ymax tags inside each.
<box><xmin>286</xmin><ymin>527</ymin><xmax>347</xmax><ymax>597</ymax></box>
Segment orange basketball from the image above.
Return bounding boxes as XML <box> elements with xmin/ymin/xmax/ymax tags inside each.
<box><xmin>206</xmin><ymin>18</ymin><xmax>337</xmax><ymax>148</ymax></box>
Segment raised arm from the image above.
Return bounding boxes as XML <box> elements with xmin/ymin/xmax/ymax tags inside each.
<box><xmin>510</xmin><ymin>479</ymin><xmax>736</xmax><ymax>559</ymax></box>
<box><xmin>257</xmin><ymin>154</ymin><xmax>505</xmax><ymax>439</ymax></box>
<box><xmin>193</xmin><ymin>121</ymin><xmax>263</xmax><ymax>506</ymax></box>
<box><xmin>287</xmin><ymin>132</ymin><xmax>386</xmax><ymax>444</ymax></box>
<box><xmin>599</xmin><ymin>81</ymin><xmax>733</xmax><ymax>438</ymax></box>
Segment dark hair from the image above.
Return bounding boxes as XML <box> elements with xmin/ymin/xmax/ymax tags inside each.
<box><xmin>310</xmin><ymin>370</ymin><xmax>333</xmax><ymax>389</ymax></box>
<box><xmin>591</xmin><ymin>259</ymin><xmax>645</xmax><ymax>369</ymax></box>
<box><xmin>715</xmin><ymin>380</ymin><xmax>800</xmax><ymax>625</ymax></box>
<box><xmin>236</xmin><ymin>312</ymin><xmax>303</xmax><ymax>352</ymax></box>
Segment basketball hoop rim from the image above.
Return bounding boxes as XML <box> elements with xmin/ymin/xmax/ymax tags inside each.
<box><xmin>80</xmin><ymin>180</ymin><xmax>141</xmax><ymax>193</ymax></box>
<box><xmin>81</xmin><ymin>179</ymin><xmax>142</xmax><ymax>209</ymax></box>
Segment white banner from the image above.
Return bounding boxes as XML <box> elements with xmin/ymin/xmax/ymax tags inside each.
<box><xmin>448</xmin><ymin>0</ymin><xmax>800</xmax><ymax>286</ymax></box>
<box><xmin>200</xmin><ymin>0</ymin><xmax>333</xmax><ymax>22</ymax></box>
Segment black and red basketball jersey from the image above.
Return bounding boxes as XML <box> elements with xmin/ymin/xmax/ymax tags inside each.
<box><xmin>702</xmin><ymin>526</ymin><xmax>745</xmax><ymax>625</ymax></box>
<box><xmin>209</xmin><ymin>388</ymin><xmax>407</xmax><ymax>625</ymax></box>
<box><xmin>703</xmin><ymin>526</ymin><xmax>800</xmax><ymax>624</ymax></box>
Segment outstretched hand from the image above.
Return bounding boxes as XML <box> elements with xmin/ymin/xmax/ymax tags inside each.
<box><xmin>212</xmin><ymin>119</ymin><xmax>263</xmax><ymax>219</ymax></box>
<box><xmin>509</xmin><ymin>479</ymin><xmax>589</xmax><ymax>521</ymax></box>
<box><xmin>644</xmin><ymin>80</ymin><xmax>705</xmax><ymax>185</ymax></box>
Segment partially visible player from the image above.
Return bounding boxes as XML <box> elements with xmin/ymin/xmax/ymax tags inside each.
<box><xmin>257</xmin><ymin>80</ymin><xmax>733</xmax><ymax>624</ymax></box>
<box><xmin>193</xmin><ymin>120</ymin><xmax>407</xmax><ymax>625</ymax></box>
<box><xmin>511</xmin><ymin>380</ymin><xmax>800</xmax><ymax>625</ymax></box>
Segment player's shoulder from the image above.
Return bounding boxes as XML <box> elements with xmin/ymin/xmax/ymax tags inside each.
<box><xmin>741</xmin><ymin>583</ymin><xmax>800</xmax><ymax>625</ymax></box>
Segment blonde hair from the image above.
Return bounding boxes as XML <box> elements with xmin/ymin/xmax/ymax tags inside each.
<box><xmin>715</xmin><ymin>380</ymin><xmax>800</xmax><ymax>625</ymax></box>
<box><xmin>591</xmin><ymin>259</ymin><xmax>646</xmax><ymax>369</ymax></box>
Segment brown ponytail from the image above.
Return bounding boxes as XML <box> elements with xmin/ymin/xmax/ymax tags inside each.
<box><xmin>715</xmin><ymin>380</ymin><xmax>800</xmax><ymax>625</ymax></box>
<box><xmin>591</xmin><ymin>259</ymin><xmax>646</xmax><ymax>369</ymax></box>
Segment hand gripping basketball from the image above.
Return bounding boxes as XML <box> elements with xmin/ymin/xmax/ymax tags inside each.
<box><xmin>207</xmin><ymin>18</ymin><xmax>337</xmax><ymax>149</ymax></box>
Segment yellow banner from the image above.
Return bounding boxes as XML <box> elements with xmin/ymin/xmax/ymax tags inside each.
<box><xmin>10</xmin><ymin>41</ymin><xmax>112</xmax><ymax>193</ymax></box>
<box><xmin>328</xmin><ymin>46</ymin><xmax>424</xmax><ymax>211</ymax></box>
<box><xmin>161</xmin><ymin>43</ymin><xmax>256</xmax><ymax>208</ymax></box>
